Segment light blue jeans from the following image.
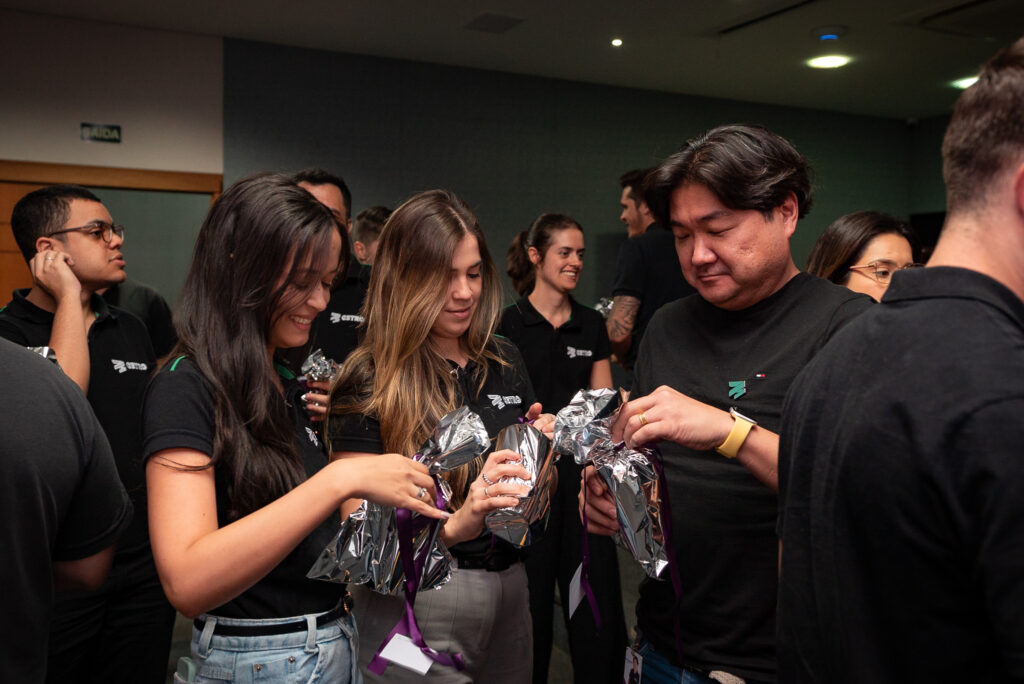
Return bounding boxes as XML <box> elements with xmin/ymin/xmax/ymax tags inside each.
<box><xmin>185</xmin><ymin>609</ymin><xmax>361</xmax><ymax>683</ymax></box>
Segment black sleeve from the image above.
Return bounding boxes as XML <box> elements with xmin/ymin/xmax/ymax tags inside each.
<box><xmin>950</xmin><ymin>398</ymin><xmax>1024</xmax><ymax>675</ymax></box>
<box><xmin>142</xmin><ymin>358</ymin><xmax>216</xmax><ymax>459</ymax></box>
<box><xmin>594</xmin><ymin>309</ymin><xmax>612</xmax><ymax>361</ymax></box>
<box><xmin>611</xmin><ymin>238</ymin><xmax>645</xmax><ymax>300</ymax></box>
<box><xmin>51</xmin><ymin>374</ymin><xmax>133</xmax><ymax>561</ymax></box>
<box><xmin>326</xmin><ymin>412</ymin><xmax>384</xmax><ymax>455</ymax></box>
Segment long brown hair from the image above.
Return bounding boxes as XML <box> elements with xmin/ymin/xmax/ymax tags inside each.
<box><xmin>328</xmin><ymin>189</ymin><xmax>506</xmax><ymax>507</ymax></box>
<box><xmin>172</xmin><ymin>173</ymin><xmax>345</xmax><ymax>520</ymax></box>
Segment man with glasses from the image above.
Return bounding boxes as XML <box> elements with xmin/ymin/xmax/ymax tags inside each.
<box><xmin>778</xmin><ymin>37</ymin><xmax>1024</xmax><ymax>683</ymax></box>
<box><xmin>0</xmin><ymin>185</ymin><xmax>173</xmax><ymax>683</ymax></box>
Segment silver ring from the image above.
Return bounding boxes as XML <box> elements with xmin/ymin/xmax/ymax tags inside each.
<box><xmin>416</xmin><ymin>486</ymin><xmax>427</xmax><ymax>500</ymax></box>
<box><xmin>481</xmin><ymin>472</ymin><xmax>495</xmax><ymax>486</ymax></box>
<box><xmin>484</xmin><ymin>486</ymin><xmax>491</xmax><ymax>497</ymax></box>
<box><xmin>45</xmin><ymin>256</ymin><xmax>56</xmax><ymax>261</ymax></box>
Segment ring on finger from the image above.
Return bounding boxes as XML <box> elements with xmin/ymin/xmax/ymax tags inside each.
<box><xmin>484</xmin><ymin>486</ymin><xmax>491</xmax><ymax>497</ymax></box>
<box><xmin>45</xmin><ymin>256</ymin><xmax>56</xmax><ymax>261</ymax></box>
<box><xmin>416</xmin><ymin>486</ymin><xmax>427</xmax><ymax>500</ymax></box>
<box><xmin>638</xmin><ymin>412</ymin><xmax>648</xmax><ymax>427</ymax></box>
<box><xmin>481</xmin><ymin>472</ymin><xmax>495</xmax><ymax>486</ymax></box>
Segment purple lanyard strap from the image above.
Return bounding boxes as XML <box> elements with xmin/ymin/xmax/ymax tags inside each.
<box><xmin>367</xmin><ymin>472</ymin><xmax>465</xmax><ymax>674</ymax></box>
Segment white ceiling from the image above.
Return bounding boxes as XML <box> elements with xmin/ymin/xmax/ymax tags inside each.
<box><xmin>4</xmin><ymin>0</ymin><xmax>1020</xmax><ymax>119</ymax></box>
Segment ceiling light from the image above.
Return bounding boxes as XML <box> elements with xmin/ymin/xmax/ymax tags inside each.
<box><xmin>951</xmin><ymin>76</ymin><xmax>978</xmax><ymax>89</ymax></box>
<box><xmin>812</xmin><ymin>25</ymin><xmax>848</xmax><ymax>41</ymax></box>
<box><xmin>807</xmin><ymin>55</ymin><xmax>851</xmax><ymax>69</ymax></box>
<box><xmin>611</xmin><ymin>38</ymin><xmax>623</xmax><ymax>47</ymax></box>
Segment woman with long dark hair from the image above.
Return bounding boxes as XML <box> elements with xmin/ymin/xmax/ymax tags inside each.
<box><xmin>328</xmin><ymin>189</ymin><xmax>547</xmax><ymax>683</ymax></box>
<box><xmin>501</xmin><ymin>213</ymin><xmax>625</xmax><ymax>683</ymax></box>
<box><xmin>142</xmin><ymin>174</ymin><xmax>443</xmax><ymax>683</ymax></box>
<box><xmin>806</xmin><ymin>210</ymin><xmax>921</xmax><ymax>301</ymax></box>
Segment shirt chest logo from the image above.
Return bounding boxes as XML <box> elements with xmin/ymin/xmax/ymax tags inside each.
<box><xmin>487</xmin><ymin>394</ymin><xmax>522</xmax><ymax>410</ymax></box>
<box><xmin>305</xmin><ymin>427</ymin><xmax>320</xmax><ymax>448</ymax></box>
<box><xmin>329</xmin><ymin>313</ymin><xmax>364</xmax><ymax>324</ymax></box>
<box><xmin>727</xmin><ymin>374</ymin><xmax>765</xmax><ymax>400</ymax></box>
<box><xmin>111</xmin><ymin>359</ymin><xmax>149</xmax><ymax>374</ymax></box>
<box><xmin>566</xmin><ymin>346</ymin><xmax>593</xmax><ymax>359</ymax></box>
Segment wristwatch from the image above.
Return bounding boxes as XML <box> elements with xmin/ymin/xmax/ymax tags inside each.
<box><xmin>715</xmin><ymin>407</ymin><xmax>757</xmax><ymax>459</ymax></box>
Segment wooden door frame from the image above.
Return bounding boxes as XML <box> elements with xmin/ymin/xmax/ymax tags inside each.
<box><xmin>0</xmin><ymin>160</ymin><xmax>222</xmax><ymax>199</ymax></box>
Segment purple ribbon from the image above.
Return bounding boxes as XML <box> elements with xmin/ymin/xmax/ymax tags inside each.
<box><xmin>577</xmin><ymin>469</ymin><xmax>603</xmax><ymax>630</ymax></box>
<box><xmin>367</xmin><ymin>475</ymin><xmax>465</xmax><ymax>674</ymax></box>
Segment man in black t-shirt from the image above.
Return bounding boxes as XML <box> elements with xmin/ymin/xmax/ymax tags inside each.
<box><xmin>778</xmin><ymin>38</ymin><xmax>1024</xmax><ymax>683</ymax></box>
<box><xmin>607</xmin><ymin>168</ymin><xmax>694</xmax><ymax>385</ymax></box>
<box><xmin>101</xmin><ymin>276</ymin><xmax>177</xmax><ymax>358</ymax></box>
<box><xmin>0</xmin><ymin>185</ymin><xmax>173</xmax><ymax>683</ymax></box>
<box><xmin>0</xmin><ymin>339</ymin><xmax>132</xmax><ymax>684</ymax></box>
<box><xmin>582</xmin><ymin>125</ymin><xmax>871</xmax><ymax>683</ymax></box>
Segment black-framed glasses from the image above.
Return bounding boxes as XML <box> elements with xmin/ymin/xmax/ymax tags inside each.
<box><xmin>47</xmin><ymin>221</ymin><xmax>125</xmax><ymax>244</ymax></box>
<box><xmin>848</xmin><ymin>259</ymin><xmax>924</xmax><ymax>285</ymax></box>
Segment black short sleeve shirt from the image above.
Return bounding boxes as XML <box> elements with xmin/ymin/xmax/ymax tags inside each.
<box><xmin>0</xmin><ymin>289</ymin><xmax>155</xmax><ymax>556</ymax></box>
<box><xmin>497</xmin><ymin>295</ymin><xmax>610</xmax><ymax>413</ymax></box>
<box><xmin>327</xmin><ymin>339</ymin><xmax>537</xmax><ymax>560</ymax></box>
<box><xmin>142</xmin><ymin>356</ymin><xmax>342</xmax><ymax>619</ymax></box>
<box><xmin>0</xmin><ymin>338</ymin><xmax>132</xmax><ymax>683</ymax></box>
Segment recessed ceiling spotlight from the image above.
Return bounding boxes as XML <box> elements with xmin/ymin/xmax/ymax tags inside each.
<box><xmin>611</xmin><ymin>38</ymin><xmax>623</xmax><ymax>47</ymax></box>
<box><xmin>807</xmin><ymin>55</ymin><xmax>851</xmax><ymax>69</ymax></box>
<box><xmin>951</xmin><ymin>76</ymin><xmax>978</xmax><ymax>89</ymax></box>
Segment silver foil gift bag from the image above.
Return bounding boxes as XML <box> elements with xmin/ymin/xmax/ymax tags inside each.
<box><xmin>485</xmin><ymin>421</ymin><xmax>554</xmax><ymax>547</ymax></box>
<box><xmin>554</xmin><ymin>388</ymin><xmax>670</xmax><ymax>579</ymax></box>
<box><xmin>308</xmin><ymin>406</ymin><xmax>490</xmax><ymax>593</ymax></box>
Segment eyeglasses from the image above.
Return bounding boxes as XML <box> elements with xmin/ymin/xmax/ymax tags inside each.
<box><xmin>847</xmin><ymin>259</ymin><xmax>923</xmax><ymax>285</ymax></box>
<box><xmin>47</xmin><ymin>221</ymin><xmax>125</xmax><ymax>244</ymax></box>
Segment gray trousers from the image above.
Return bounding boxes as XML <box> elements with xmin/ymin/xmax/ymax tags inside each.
<box><xmin>353</xmin><ymin>563</ymin><xmax>532</xmax><ymax>683</ymax></box>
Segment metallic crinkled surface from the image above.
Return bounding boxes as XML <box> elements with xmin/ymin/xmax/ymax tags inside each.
<box><xmin>307</xmin><ymin>406</ymin><xmax>488</xmax><ymax>594</ymax></box>
<box><xmin>300</xmin><ymin>348</ymin><xmax>341</xmax><ymax>384</ymax></box>
<box><xmin>485</xmin><ymin>422</ymin><xmax>554</xmax><ymax>547</ymax></box>
<box><xmin>554</xmin><ymin>388</ymin><xmax>669</xmax><ymax>579</ymax></box>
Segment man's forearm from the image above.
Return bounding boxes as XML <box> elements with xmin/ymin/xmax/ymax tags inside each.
<box><xmin>607</xmin><ymin>295</ymin><xmax>640</xmax><ymax>358</ymax></box>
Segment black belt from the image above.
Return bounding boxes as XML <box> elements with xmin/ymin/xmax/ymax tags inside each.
<box><xmin>454</xmin><ymin>552</ymin><xmax>520</xmax><ymax>572</ymax></box>
<box><xmin>194</xmin><ymin>593</ymin><xmax>352</xmax><ymax>637</ymax></box>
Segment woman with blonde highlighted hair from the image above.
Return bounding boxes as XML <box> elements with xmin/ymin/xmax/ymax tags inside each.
<box><xmin>328</xmin><ymin>189</ymin><xmax>548</xmax><ymax>682</ymax></box>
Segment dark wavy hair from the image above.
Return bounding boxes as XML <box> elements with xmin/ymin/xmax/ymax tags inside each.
<box><xmin>171</xmin><ymin>173</ymin><xmax>346</xmax><ymax>520</ymax></box>
<box><xmin>505</xmin><ymin>213</ymin><xmax>583</xmax><ymax>297</ymax></box>
<box><xmin>806</xmin><ymin>211</ymin><xmax>919</xmax><ymax>284</ymax></box>
<box><xmin>11</xmin><ymin>184</ymin><xmax>102</xmax><ymax>261</ymax></box>
<box><xmin>942</xmin><ymin>37</ymin><xmax>1024</xmax><ymax>216</ymax></box>
<box><xmin>645</xmin><ymin>124</ymin><xmax>813</xmax><ymax>227</ymax></box>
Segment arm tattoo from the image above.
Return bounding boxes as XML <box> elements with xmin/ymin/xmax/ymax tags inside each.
<box><xmin>607</xmin><ymin>295</ymin><xmax>640</xmax><ymax>342</ymax></box>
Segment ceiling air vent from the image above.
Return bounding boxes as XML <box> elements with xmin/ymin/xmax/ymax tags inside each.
<box><xmin>464</xmin><ymin>13</ymin><xmax>523</xmax><ymax>34</ymax></box>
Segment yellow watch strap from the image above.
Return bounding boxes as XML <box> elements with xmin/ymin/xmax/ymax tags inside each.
<box><xmin>716</xmin><ymin>412</ymin><xmax>755</xmax><ymax>459</ymax></box>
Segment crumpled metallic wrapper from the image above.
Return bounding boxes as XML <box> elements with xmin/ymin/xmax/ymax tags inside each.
<box><xmin>307</xmin><ymin>407</ymin><xmax>490</xmax><ymax>594</ymax></box>
<box><xmin>595</xmin><ymin>297</ymin><xmax>613</xmax><ymax>319</ymax></box>
<box><xmin>485</xmin><ymin>422</ymin><xmax>554</xmax><ymax>547</ymax></box>
<box><xmin>554</xmin><ymin>388</ymin><xmax>669</xmax><ymax>579</ymax></box>
<box><xmin>553</xmin><ymin>387</ymin><xmax>620</xmax><ymax>465</ymax></box>
<box><xmin>27</xmin><ymin>346</ymin><xmax>59</xmax><ymax>365</ymax></box>
<box><xmin>299</xmin><ymin>348</ymin><xmax>341</xmax><ymax>386</ymax></box>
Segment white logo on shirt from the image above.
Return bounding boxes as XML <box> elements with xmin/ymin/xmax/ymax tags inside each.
<box><xmin>329</xmin><ymin>313</ymin><xmax>364</xmax><ymax>324</ymax></box>
<box><xmin>305</xmin><ymin>427</ymin><xmax>320</xmax><ymax>447</ymax></box>
<box><xmin>566</xmin><ymin>346</ymin><xmax>593</xmax><ymax>359</ymax></box>
<box><xmin>110</xmin><ymin>359</ymin><xmax>149</xmax><ymax>374</ymax></box>
<box><xmin>487</xmin><ymin>394</ymin><xmax>522</xmax><ymax>410</ymax></box>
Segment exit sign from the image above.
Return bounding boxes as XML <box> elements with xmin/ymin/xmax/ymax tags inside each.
<box><xmin>80</xmin><ymin>123</ymin><xmax>122</xmax><ymax>143</ymax></box>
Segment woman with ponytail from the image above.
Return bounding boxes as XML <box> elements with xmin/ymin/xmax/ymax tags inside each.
<box><xmin>499</xmin><ymin>213</ymin><xmax>626</xmax><ymax>683</ymax></box>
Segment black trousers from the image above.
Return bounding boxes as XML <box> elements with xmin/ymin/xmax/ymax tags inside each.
<box><xmin>46</xmin><ymin>546</ymin><xmax>176</xmax><ymax>684</ymax></box>
<box><xmin>526</xmin><ymin>458</ymin><xmax>627</xmax><ymax>684</ymax></box>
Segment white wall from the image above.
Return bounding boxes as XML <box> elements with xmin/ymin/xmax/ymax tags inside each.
<box><xmin>0</xmin><ymin>10</ymin><xmax>223</xmax><ymax>173</ymax></box>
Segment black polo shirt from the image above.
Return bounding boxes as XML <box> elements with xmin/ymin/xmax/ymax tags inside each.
<box><xmin>327</xmin><ymin>338</ymin><xmax>536</xmax><ymax>562</ymax></box>
<box><xmin>142</xmin><ymin>356</ymin><xmax>343</xmax><ymax>619</ymax></box>
<box><xmin>497</xmin><ymin>295</ymin><xmax>611</xmax><ymax>414</ymax></box>
<box><xmin>779</xmin><ymin>267</ymin><xmax>1024</xmax><ymax>683</ymax></box>
<box><xmin>0</xmin><ymin>289</ymin><xmax>155</xmax><ymax>557</ymax></box>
